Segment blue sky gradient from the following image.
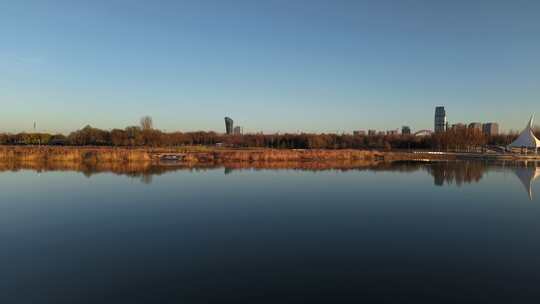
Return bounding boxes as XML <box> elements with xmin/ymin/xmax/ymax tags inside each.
<box><xmin>1</xmin><ymin>0</ymin><xmax>539</xmax><ymax>134</ymax></box>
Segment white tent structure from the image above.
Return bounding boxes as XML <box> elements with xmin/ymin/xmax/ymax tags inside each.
<box><xmin>508</xmin><ymin>115</ymin><xmax>540</xmax><ymax>153</ymax></box>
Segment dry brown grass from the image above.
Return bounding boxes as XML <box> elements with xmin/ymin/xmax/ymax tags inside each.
<box><xmin>0</xmin><ymin>146</ymin><xmax>152</xmax><ymax>162</ymax></box>
<box><xmin>0</xmin><ymin>146</ymin><xmax>451</xmax><ymax>163</ymax></box>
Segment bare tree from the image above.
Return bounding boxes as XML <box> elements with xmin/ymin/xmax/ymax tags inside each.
<box><xmin>140</xmin><ymin>116</ymin><xmax>153</xmax><ymax>131</ymax></box>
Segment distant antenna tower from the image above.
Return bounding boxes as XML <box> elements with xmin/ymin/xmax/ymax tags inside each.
<box><xmin>34</xmin><ymin>121</ymin><xmax>36</xmax><ymax>132</ymax></box>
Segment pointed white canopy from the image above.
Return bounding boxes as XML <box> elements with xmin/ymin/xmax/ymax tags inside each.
<box><xmin>509</xmin><ymin>115</ymin><xmax>540</xmax><ymax>148</ymax></box>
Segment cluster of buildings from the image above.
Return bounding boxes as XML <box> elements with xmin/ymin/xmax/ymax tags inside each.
<box><xmin>224</xmin><ymin>117</ymin><xmax>243</xmax><ymax>135</ymax></box>
<box><xmin>353</xmin><ymin>127</ymin><xmax>412</xmax><ymax>136</ymax></box>
<box><xmin>351</xmin><ymin>106</ymin><xmax>501</xmax><ymax>137</ymax></box>
<box><xmin>225</xmin><ymin>106</ymin><xmax>501</xmax><ymax>137</ymax></box>
<box><xmin>434</xmin><ymin>106</ymin><xmax>499</xmax><ymax>136</ymax></box>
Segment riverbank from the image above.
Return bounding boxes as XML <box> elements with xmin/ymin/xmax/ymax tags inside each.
<box><xmin>0</xmin><ymin>146</ymin><xmax>458</xmax><ymax>163</ymax></box>
<box><xmin>3</xmin><ymin>146</ymin><xmax>539</xmax><ymax>163</ymax></box>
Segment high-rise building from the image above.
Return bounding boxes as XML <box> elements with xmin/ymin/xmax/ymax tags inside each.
<box><xmin>224</xmin><ymin>117</ymin><xmax>234</xmax><ymax>135</ymax></box>
<box><xmin>483</xmin><ymin>123</ymin><xmax>499</xmax><ymax>136</ymax></box>
<box><xmin>353</xmin><ymin>130</ymin><xmax>366</xmax><ymax>136</ymax></box>
<box><xmin>402</xmin><ymin>126</ymin><xmax>411</xmax><ymax>135</ymax></box>
<box><xmin>368</xmin><ymin>130</ymin><xmax>377</xmax><ymax>136</ymax></box>
<box><xmin>387</xmin><ymin>130</ymin><xmax>398</xmax><ymax>135</ymax></box>
<box><xmin>434</xmin><ymin>106</ymin><xmax>447</xmax><ymax>133</ymax></box>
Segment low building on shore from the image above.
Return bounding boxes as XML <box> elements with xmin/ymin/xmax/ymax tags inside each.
<box><xmin>483</xmin><ymin>123</ymin><xmax>499</xmax><ymax>136</ymax></box>
<box><xmin>450</xmin><ymin>123</ymin><xmax>466</xmax><ymax>130</ymax></box>
<box><xmin>233</xmin><ymin>126</ymin><xmax>243</xmax><ymax>135</ymax></box>
<box><xmin>468</xmin><ymin>122</ymin><xmax>483</xmax><ymax>131</ymax></box>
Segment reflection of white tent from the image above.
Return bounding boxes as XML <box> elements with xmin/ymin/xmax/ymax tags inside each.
<box><xmin>509</xmin><ymin>115</ymin><xmax>540</xmax><ymax>152</ymax></box>
<box><xmin>515</xmin><ymin>166</ymin><xmax>540</xmax><ymax>200</ymax></box>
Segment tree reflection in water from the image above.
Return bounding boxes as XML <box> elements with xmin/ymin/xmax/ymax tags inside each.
<box><xmin>423</xmin><ymin>160</ymin><xmax>540</xmax><ymax>200</ymax></box>
<box><xmin>0</xmin><ymin>159</ymin><xmax>539</xmax><ymax>199</ymax></box>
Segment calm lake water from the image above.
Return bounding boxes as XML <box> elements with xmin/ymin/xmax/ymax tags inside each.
<box><xmin>2</xmin><ymin>161</ymin><xmax>540</xmax><ymax>303</ymax></box>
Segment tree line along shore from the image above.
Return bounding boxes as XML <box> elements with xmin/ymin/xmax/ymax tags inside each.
<box><xmin>0</xmin><ymin>123</ymin><xmax>524</xmax><ymax>151</ymax></box>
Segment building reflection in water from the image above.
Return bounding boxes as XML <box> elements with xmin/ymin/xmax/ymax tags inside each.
<box><xmin>425</xmin><ymin>160</ymin><xmax>540</xmax><ymax>200</ymax></box>
<box><xmin>514</xmin><ymin>165</ymin><xmax>540</xmax><ymax>200</ymax></box>
<box><xmin>426</xmin><ymin>161</ymin><xmax>485</xmax><ymax>187</ymax></box>
<box><xmin>0</xmin><ymin>159</ymin><xmax>539</xmax><ymax>200</ymax></box>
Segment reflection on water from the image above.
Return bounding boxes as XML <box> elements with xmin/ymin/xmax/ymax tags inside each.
<box><xmin>1</xmin><ymin>159</ymin><xmax>540</xmax><ymax>199</ymax></box>
<box><xmin>515</xmin><ymin>166</ymin><xmax>540</xmax><ymax>200</ymax></box>
<box><xmin>422</xmin><ymin>161</ymin><xmax>540</xmax><ymax>200</ymax></box>
<box><xmin>426</xmin><ymin>161</ymin><xmax>485</xmax><ymax>186</ymax></box>
<box><xmin>3</xmin><ymin>159</ymin><xmax>540</xmax><ymax>303</ymax></box>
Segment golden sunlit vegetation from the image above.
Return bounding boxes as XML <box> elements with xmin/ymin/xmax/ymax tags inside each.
<box><xmin>0</xmin><ymin>116</ymin><xmax>525</xmax><ymax>151</ymax></box>
<box><xmin>0</xmin><ymin>146</ymin><xmax>457</xmax><ymax>164</ymax></box>
<box><xmin>0</xmin><ymin>125</ymin><xmax>520</xmax><ymax>151</ymax></box>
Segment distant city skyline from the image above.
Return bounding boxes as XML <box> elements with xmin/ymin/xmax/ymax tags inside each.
<box><xmin>1</xmin><ymin>0</ymin><xmax>539</xmax><ymax>134</ymax></box>
<box><xmin>0</xmin><ymin>105</ymin><xmax>524</xmax><ymax>135</ymax></box>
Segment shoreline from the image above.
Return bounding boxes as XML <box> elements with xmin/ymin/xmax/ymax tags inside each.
<box><xmin>0</xmin><ymin>146</ymin><xmax>452</xmax><ymax>163</ymax></box>
<box><xmin>0</xmin><ymin>146</ymin><xmax>538</xmax><ymax>164</ymax></box>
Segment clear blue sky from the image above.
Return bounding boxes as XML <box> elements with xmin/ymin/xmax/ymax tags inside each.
<box><xmin>1</xmin><ymin>0</ymin><xmax>539</xmax><ymax>134</ymax></box>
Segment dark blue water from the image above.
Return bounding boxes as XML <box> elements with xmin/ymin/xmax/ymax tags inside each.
<box><xmin>2</xmin><ymin>161</ymin><xmax>540</xmax><ymax>303</ymax></box>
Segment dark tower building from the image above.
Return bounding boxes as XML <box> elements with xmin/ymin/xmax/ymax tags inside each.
<box><xmin>402</xmin><ymin>126</ymin><xmax>411</xmax><ymax>135</ymax></box>
<box><xmin>225</xmin><ymin>117</ymin><xmax>234</xmax><ymax>135</ymax></box>
<box><xmin>434</xmin><ymin>106</ymin><xmax>447</xmax><ymax>133</ymax></box>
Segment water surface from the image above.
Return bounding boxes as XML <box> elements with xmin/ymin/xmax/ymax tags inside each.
<box><xmin>2</xmin><ymin>161</ymin><xmax>540</xmax><ymax>303</ymax></box>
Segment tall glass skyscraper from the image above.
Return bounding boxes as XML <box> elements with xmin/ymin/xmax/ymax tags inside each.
<box><xmin>224</xmin><ymin>117</ymin><xmax>234</xmax><ymax>135</ymax></box>
<box><xmin>434</xmin><ymin>106</ymin><xmax>447</xmax><ymax>133</ymax></box>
